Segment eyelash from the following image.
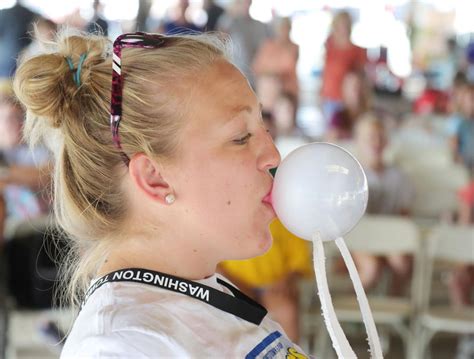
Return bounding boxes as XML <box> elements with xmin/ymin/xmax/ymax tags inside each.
<box><xmin>234</xmin><ymin>133</ymin><xmax>252</xmax><ymax>145</ymax></box>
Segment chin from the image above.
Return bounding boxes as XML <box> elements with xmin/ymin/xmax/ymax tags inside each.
<box><xmin>231</xmin><ymin>229</ymin><xmax>274</xmax><ymax>261</ymax></box>
<box><xmin>254</xmin><ymin>228</ymin><xmax>274</xmax><ymax>256</ymax></box>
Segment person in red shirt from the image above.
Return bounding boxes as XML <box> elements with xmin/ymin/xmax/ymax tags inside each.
<box><xmin>449</xmin><ymin>180</ymin><xmax>474</xmax><ymax>307</ymax></box>
<box><xmin>320</xmin><ymin>10</ymin><xmax>366</xmax><ymax>125</ymax></box>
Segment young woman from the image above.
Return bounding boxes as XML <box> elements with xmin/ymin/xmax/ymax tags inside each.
<box><xmin>13</xmin><ymin>31</ymin><xmax>310</xmax><ymax>358</ymax></box>
<box><xmin>252</xmin><ymin>17</ymin><xmax>299</xmax><ymax>112</ymax></box>
<box><xmin>320</xmin><ymin>10</ymin><xmax>366</xmax><ymax>124</ymax></box>
<box><xmin>324</xmin><ymin>70</ymin><xmax>371</xmax><ymax>143</ymax></box>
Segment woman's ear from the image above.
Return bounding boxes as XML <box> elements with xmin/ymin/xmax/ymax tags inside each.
<box><xmin>128</xmin><ymin>153</ymin><xmax>173</xmax><ymax>204</ymax></box>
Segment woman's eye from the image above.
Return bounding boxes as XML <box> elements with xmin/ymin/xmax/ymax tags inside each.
<box><xmin>233</xmin><ymin>133</ymin><xmax>252</xmax><ymax>145</ymax></box>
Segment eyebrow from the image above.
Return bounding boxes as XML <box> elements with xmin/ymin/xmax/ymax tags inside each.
<box><xmin>229</xmin><ymin>103</ymin><xmax>263</xmax><ymax>120</ymax></box>
<box><xmin>230</xmin><ymin>105</ymin><xmax>252</xmax><ymax>116</ymax></box>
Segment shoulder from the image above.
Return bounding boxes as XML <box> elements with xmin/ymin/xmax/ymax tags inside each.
<box><xmin>61</xmin><ymin>329</ymin><xmax>184</xmax><ymax>358</ymax></box>
<box><xmin>62</xmin><ymin>283</ymin><xmax>189</xmax><ymax>357</ymax></box>
<box><xmin>352</xmin><ymin>44</ymin><xmax>366</xmax><ymax>53</ymax></box>
<box><xmin>71</xmin><ymin>281</ymin><xmax>177</xmax><ymax>335</ymax></box>
<box><xmin>325</xmin><ymin>37</ymin><xmax>334</xmax><ymax>49</ymax></box>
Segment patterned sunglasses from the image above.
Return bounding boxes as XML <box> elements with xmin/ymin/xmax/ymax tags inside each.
<box><xmin>110</xmin><ymin>32</ymin><xmax>168</xmax><ymax>166</ymax></box>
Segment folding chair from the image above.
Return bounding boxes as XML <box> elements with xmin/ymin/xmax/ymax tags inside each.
<box><xmin>322</xmin><ymin>215</ymin><xmax>423</xmax><ymax>358</ymax></box>
<box><xmin>406</xmin><ymin>164</ymin><xmax>469</xmax><ymax>220</ymax></box>
<box><xmin>417</xmin><ymin>224</ymin><xmax>474</xmax><ymax>358</ymax></box>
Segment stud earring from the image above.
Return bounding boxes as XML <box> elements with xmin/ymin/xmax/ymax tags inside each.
<box><xmin>165</xmin><ymin>193</ymin><xmax>175</xmax><ymax>204</ymax></box>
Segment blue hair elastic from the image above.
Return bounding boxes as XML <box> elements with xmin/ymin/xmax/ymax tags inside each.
<box><xmin>65</xmin><ymin>53</ymin><xmax>88</xmax><ymax>87</ymax></box>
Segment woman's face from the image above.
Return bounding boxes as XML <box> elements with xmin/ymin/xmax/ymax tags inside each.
<box><xmin>167</xmin><ymin>60</ymin><xmax>280</xmax><ymax>262</ymax></box>
<box><xmin>333</xmin><ymin>17</ymin><xmax>351</xmax><ymax>40</ymax></box>
<box><xmin>356</xmin><ymin>122</ymin><xmax>386</xmax><ymax>166</ymax></box>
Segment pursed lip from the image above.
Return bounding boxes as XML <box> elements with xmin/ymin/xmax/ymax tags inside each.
<box><xmin>262</xmin><ymin>183</ymin><xmax>273</xmax><ymax>206</ymax></box>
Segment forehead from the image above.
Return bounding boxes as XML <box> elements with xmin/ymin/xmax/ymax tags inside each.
<box><xmin>203</xmin><ymin>60</ymin><xmax>255</xmax><ymax>108</ymax></box>
<box><xmin>185</xmin><ymin>60</ymin><xmax>257</xmax><ymax>128</ymax></box>
<box><xmin>359</xmin><ymin>123</ymin><xmax>384</xmax><ymax>137</ymax></box>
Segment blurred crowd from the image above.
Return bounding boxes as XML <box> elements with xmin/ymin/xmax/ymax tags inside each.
<box><xmin>0</xmin><ymin>0</ymin><xmax>473</xmax><ymax>357</ymax></box>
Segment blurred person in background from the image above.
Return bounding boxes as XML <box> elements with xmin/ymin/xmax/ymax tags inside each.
<box><xmin>449</xmin><ymin>179</ymin><xmax>474</xmax><ymax>308</ymax></box>
<box><xmin>159</xmin><ymin>0</ymin><xmax>202</xmax><ymax>35</ymax></box>
<box><xmin>413</xmin><ymin>71</ymin><xmax>450</xmax><ymax>116</ymax></box>
<box><xmin>320</xmin><ymin>10</ymin><xmax>366</xmax><ymax>126</ymax></box>
<box><xmin>352</xmin><ymin>114</ymin><xmax>415</xmax><ymax>296</ymax></box>
<box><xmin>0</xmin><ymin>81</ymin><xmax>51</xmax><ymax>244</ymax></box>
<box><xmin>217</xmin><ymin>0</ymin><xmax>270</xmax><ymax>88</ymax></box>
<box><xmin>272</xmin><ymin>92</ymin><xmax>299</xmax><ymax>136</ymax></box>
<box><xmin>447</xmin><ymin>71</ymin><xmax>469</xmax><ymax>115</ymax></box>
<box><xmin>203</xmin><ymin>0</ymin><xmax>224</xmax><ymax>32</ymax></box>
<box><xmin>252</xmin><ymin>17</ymin><xmax>299</xmax><ymax>114</ymax></box>
<box><xmin>86</xmin><ymin>0</ymin><xmax>109</xmax><ymax>36</ymax></box>
<box><xmin>449</xmin><ymin>179</ymin><xmax>474</xmax><ymax>359</ymax></box>
<box><xmin>0</xmin><ymin>0</ymin><xmax>39</xmax><ymax>78</ymax></box>
<box><xmin>464</xmin><ymin>40</ymin><xmax>474</xmax><ymax>83</ymax></box>
<box><xmin>445</xmin><ymin>71</ymin><xmax>469</xmax><ymax>141</ymax></box>
<box><xmin>324</xmin><ymin>70</ymin><xmax>371</xmax><ymax>143</ymax></box>
<box><xmin>448</xmin><ymin>82</ymin><xmax>474</xmax><ymax>172</ymax></box>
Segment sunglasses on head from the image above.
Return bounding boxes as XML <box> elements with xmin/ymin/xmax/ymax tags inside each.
<box><xmin>109</xmin><ymin>32</ymin><xmax>168</xmax><ymax>166</ymax></box>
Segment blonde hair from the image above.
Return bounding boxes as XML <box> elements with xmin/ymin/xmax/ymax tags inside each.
<box><xmin>275</xmin><ymin>17</ymin><xmax>292</xmax><ymax>32</ymax></box>
<box><xmin>332</xmin><ymin>10</ymin><xmax>353</xmax><ymax>34</ymax></box>
<box><xmin>13</xmin><ymin>30</ymin><xmax>231</xmax><ymax>308</ymax></box>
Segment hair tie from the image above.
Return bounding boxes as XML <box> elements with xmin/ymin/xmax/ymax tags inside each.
<box><xmin>65</xmin><ymin>53</ymin><xmax>88</xmax><ymax>87</ymax></box>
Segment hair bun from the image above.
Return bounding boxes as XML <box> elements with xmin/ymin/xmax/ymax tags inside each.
<box><xmin>14</xmin><ymin>33</ymin><xmax>110</xmax><ymax>129</ymax></box>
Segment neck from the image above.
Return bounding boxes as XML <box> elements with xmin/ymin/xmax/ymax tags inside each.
<box><xmin>346</xmin><ymin>103</ymin><xmax>363</xmax><ymax>117</ymax></box>
<box><xmin>98</xmin><ymin>232</ymin><xmax>216</xmax><ymax>281</ymax></box>
<box><xmin>333</xmin><ymin>36</ymin><xmax>350</xmax><ymax>48</ymax></box>
<box><xmin>367</xmin><ymin>160</ymin><xmax>384</xmax><ymax>172</ymax></box>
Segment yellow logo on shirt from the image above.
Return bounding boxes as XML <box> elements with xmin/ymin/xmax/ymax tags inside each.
<box><xmin>286</xmin><ymin>347</ymin><xmax>308</xmax><ymax>359</ymax></box>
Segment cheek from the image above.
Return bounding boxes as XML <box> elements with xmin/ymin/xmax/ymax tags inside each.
<box><xmin>204</xmin><ymin>167</ymin><xmax>253</xmax><ymax>209</ymax></box>
<box><xmin>181</xmin><ymin>156</ymin><xmax>254</xmax><ymax>210</ymax></box>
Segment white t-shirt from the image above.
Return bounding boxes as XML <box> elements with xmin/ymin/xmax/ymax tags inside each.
<box><xmin>61</xmin><ymin>273</ymin><xmax>309</xmax><ymax>358</ymax></box>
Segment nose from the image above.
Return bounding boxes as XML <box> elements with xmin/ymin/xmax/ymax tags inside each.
<box><xmin>257</xmin><ymin>129</ymin><xmax>281</xmax><ymax>172</ymax></box>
